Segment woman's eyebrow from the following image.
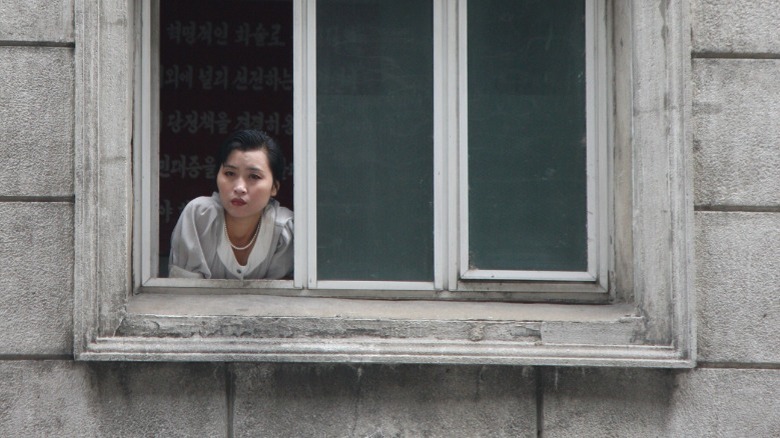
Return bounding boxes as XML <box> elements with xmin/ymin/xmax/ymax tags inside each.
<box><xmin>223</xmin><ymin>163</ymin><xmax>264</xmax><ymax>172</ymax></box>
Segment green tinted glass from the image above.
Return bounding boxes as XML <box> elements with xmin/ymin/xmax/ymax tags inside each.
<box><xmin>468</xmin><ymin>0</ymin><xmax>588</xmax><ymax>272</ymax></box>
<box><xmin>317</xmin><ymin>0</ymin><xmax>434</xmax><ymax>281</ymax></box>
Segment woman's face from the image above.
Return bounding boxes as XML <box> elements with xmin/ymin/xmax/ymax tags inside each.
<box><xmin>217</xmin><ymin>148</ymin><xmax>278</xmax><ymax>220</ymax></box>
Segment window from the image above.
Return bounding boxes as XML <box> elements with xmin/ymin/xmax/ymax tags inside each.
<box><xmin>75</xmin><ymin>0</ymin><xmax>695</xmax><ymax>367</ymax></box>
<box><xmin>138</xmin><ymin>0</ymin><xmax>611</xmax><ymax>300</ymax></box>
<box><xmin>152</xmin><ymin>0</ymin><xmax>295</xmax><ymax>279</ymax></box>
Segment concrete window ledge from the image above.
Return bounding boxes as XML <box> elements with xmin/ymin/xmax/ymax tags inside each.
<box><xmin>78</xmin><ymin>292</ymin><xmax>689</xmax><ymax>367</ymax></box>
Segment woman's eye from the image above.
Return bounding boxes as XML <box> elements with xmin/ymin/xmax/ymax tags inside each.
<box><xmin>224</xmin><ymin>171</ymin><xmax>235</xmax><ymax>177</ymax></box>
<box><xmin>250</xmin><ymin>174</ymin><xmax>262</xmax><ymax>180</ymax></box>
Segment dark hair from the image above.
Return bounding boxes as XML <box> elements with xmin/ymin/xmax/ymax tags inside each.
<box><xmin>217</xmin><ymin>129</ymin><xmax>286</xmax><ymax>188</ymax></box>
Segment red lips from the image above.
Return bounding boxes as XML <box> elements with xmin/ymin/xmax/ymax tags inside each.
<box><xmin>231</xmin><ymin>198</ymin><xmax>247</xmax><ymax>206</ymax></box>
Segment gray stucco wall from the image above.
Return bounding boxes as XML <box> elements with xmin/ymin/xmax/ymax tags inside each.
<box><xmin>1</xmin><ymin>0</ymin><xmax>778</xmax><ymax>436</ymax></box>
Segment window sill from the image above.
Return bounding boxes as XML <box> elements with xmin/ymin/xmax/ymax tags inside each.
<box><xmin>75</xmin><ymin>293</ymin><xmax>693</xmax><ymax>368</ymax></box>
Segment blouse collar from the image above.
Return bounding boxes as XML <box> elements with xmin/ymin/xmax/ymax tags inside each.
<box><xmin>214</xmin><ymin>193</ymin><xmax>278</xmax><ymax>276</ymax></box>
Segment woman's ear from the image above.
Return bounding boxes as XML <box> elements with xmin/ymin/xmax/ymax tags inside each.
<box><xmin>272</xmin><ymin>180</ymin><xmax>280</xmax><ymax>197</ymax></box>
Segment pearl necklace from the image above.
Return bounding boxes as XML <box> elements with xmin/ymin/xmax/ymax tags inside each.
<box><xmin>224</xmin><ymin>218</ymin><xmax>261</xmax><ymax>251</ymax></box>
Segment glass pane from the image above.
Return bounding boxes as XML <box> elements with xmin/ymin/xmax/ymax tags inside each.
<box><xmin>317</xmin><ymin>0</ymin><xmax>434</xmax><ymax>281</ymax></box>
<box><xmin>158</xmin><ymin>0</ymin><xmax>294</xmax><ymax>276</ymax></box>
<box><xmin>468</xmin><ymin>0</ymin><xmax>587</xmax><ymax>272</ymax></box>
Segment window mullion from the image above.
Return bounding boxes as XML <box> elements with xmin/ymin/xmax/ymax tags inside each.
<box><xmin>296</xmin><ymin>0</ymin><xmax>317</xmax><ymax>289</ymax></box>
<box><xmin>456</xmin><ymin>0</ymin><xmax>469</xmax><ymax>287</ymax></box>
<box><xmin>586</xmin><ymin>0</ymin><xmax>609</xmax><ymax>286</ymax></box>
<box><xmin>135</xmin><ymin>0</ymin><xmax>160</xmax><ymax>287</ymax></box>
<box><xmin>594</xmin><ymin>0</ymin><xmax>611</xmax><ymax>290</ymax></box>
<box><xmin>433</xmin><ymin>0</ymin><xmax>458</xmax><ymax>291</ymax></box>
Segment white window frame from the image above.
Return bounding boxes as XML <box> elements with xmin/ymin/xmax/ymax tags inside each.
<box><xmin>457</xmin><ymin>0</ymin><xmax>609</xmax><ymax>286</ymax></box>
<box><xmin>75</xmin><ymin>0</ymin><xmax>696</xmax><ymax>367</ymax></box>
<box><xmin>136</xmin><ymin>0</ymin><xmax>611</xmax><ymax>298</ymax></box>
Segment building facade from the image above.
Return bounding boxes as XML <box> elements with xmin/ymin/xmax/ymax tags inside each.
<box><xmin>0</xmin><ymin>0</ymin><xmax>778</xmax><ymax>436</ymax></box>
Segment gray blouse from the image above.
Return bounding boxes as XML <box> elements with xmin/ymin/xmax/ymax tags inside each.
<box><xmin>169</xmin><ymin>193</ymin><xmax>293</xmax><ymax>280</ymax></box>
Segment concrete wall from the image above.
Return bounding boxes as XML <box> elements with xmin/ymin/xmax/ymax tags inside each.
<box><xmin>1</xmin><ymin>0</ymin><xmax>779</xmax><ymax>436</ymax></box>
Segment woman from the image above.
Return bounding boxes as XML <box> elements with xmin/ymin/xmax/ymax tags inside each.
<box><xmin>169</xmin><ymin>130</ymin><xmax>293</xmax><ymax>279</ymax></box>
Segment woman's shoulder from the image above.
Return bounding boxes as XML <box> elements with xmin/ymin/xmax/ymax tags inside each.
<box><xmin>268</xmin><ymin>199</ymin><xmax>293</xmax><ymax>225</ymax></box>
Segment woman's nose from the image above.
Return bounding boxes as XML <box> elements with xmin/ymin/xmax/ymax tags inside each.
<box><xmin>234</xmin><ymin>181</ymin><xmax>247</xmax><ymax>194</ymax></box>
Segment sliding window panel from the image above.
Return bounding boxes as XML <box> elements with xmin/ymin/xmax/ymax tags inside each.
<box><xmin>467</xmin><ymin>0</ymin><xmax>588</xmax><ymax>273</ymax></box>
<box><xmin>316</xmin><ymin>0</ymin><xmax>434</xmax><ymax>282</ymax></box>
